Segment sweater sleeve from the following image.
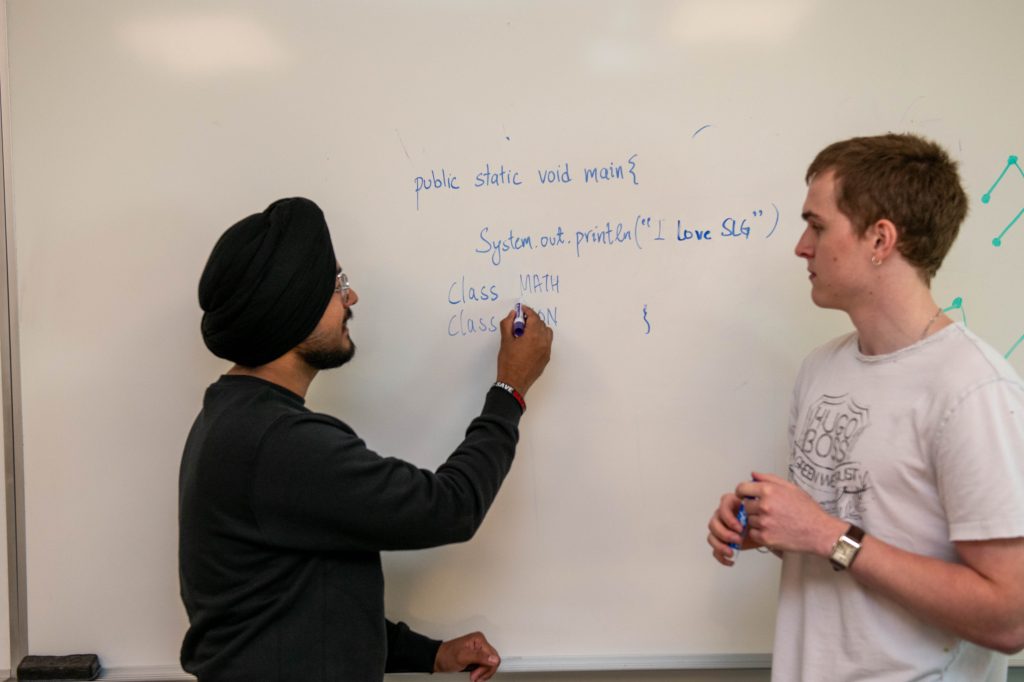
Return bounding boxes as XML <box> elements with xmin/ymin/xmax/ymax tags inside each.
<box><xmin>250</xmin><ymin>387</ymin><xmax>522</xmax><ymax>551</ymax></box>
<box><xmin>384</xmin><ymin>619</ymin><xmax>442</xmax><ymax>673</ymax></box>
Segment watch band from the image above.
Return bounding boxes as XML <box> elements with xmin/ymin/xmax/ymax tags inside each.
<box><xmin>843</xmin><ymin>524</ymin><xmax>865</xmax><ymax>544</ymax></box>
<box><xmin>829</xmin><ymin>524</ymin><xmax>865</xmax><ymax>571</ymax></box>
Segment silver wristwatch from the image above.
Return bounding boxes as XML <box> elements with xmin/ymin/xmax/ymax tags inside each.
<box><xmin>829</xmin><ymin>524</ymin><xmax>865</xmax><ymax>571</ymax></box>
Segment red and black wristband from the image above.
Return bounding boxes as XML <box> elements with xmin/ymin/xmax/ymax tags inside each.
<box><xmin>492</xmin><ymin>381</ymin><xmax>526</xmax><ymax>412</ymax></box>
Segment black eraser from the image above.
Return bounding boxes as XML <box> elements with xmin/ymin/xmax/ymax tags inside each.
<box><xmin>17</xmin><ymin>654</ymin><xmax>101</xmax><ymax>680</ymax></box>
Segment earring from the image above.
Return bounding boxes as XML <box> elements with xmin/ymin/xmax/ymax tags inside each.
<box><xmin>870</xmin><ymin>256</ymin><xmax>883</xmax><ymax>266</ymax></box>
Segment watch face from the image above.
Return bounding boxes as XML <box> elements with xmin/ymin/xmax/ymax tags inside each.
<box><xmin>834</xmin><ymin>542</ymin><xmax>856</xmax><ymax>566</ymax></box>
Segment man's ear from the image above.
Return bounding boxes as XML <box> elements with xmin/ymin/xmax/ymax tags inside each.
<box><xmin>867</xmin><ymin>219</ymin><xmax>898</xmax><ymax>262</ymax></box>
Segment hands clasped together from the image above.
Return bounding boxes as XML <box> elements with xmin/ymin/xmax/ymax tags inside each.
<box><xmin>707</xmin><ymin>471</ymin><xmax>846</xmax><ymax>565</ymax></box>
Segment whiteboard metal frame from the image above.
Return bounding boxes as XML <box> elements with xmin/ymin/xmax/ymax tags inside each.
<box><xmin>64</xmin><ymin>655</ymin><xmax>1024</xmax><ymax>679</ymax></box>
<box><xmin>81</xmin><ymin>655</ymin><xmax>776</xmax><ymax>680</ymax></box>
<box><xmin>0</xmin><ymin>0</ymin><xmax>26</xmax><ymax>676</ymax></box>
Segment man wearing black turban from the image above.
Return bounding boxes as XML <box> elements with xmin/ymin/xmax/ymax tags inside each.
<box><xmin>179</xmin><ymin>198</ymin><xmax>553</xmax><ymax>682</ymax></box>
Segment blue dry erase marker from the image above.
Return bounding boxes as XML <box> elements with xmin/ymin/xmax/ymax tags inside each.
<box><xmin>513</xmin><ymin>301</ymin><xmax>526</xmax><ymax>337</ymax></box>
<box><xmin>729</xmin><ymin>479</ymin><xmax>757</xmax><ymax>562</ymax></box>
<box><xmin>729</xmin><ymin>501</ymin><xmax>748</xmax><ymax>561</ymax></box>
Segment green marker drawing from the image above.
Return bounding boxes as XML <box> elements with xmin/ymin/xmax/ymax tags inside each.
<box><xmin>945</xmin><ymin>298</ymin><xmax>1021</xmax><ymax>360</ymax></box>
<box><xmin>1007</xmin><ymin>333</ymin><xmax>1024</xmax><ymax>360</ymax></box>
<box><xmin>943</xmin><ymin>296</ymin><xmax>967</xmax><ymax>326</ymax></box>
<box><xmin>992</xmin><ymin>207</ymin><xmax>1024</xmax><ymax>247</ymax></box>
<box><xmin>982</xmin><ymin>155</ymin><xmax>1023</xmax><ymax>247</ymax></box>
<box><xmin>981</xmin><ymin>155</ymin><xmax>1021</xmax><ymax>203</ymax></box>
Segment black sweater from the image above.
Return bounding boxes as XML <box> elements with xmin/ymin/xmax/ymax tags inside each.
<box><xmin>179</xmin><ymin>375</ymin><xmax>521</xmax><ymax>681</ymax></box>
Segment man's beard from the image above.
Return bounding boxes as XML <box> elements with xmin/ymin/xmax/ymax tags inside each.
<box><xmin>299</xmin><ymin>340</ymin><xmax>355</xmax><ymax>370</ymax></box>
<box><xmin>297</xmin><ymin>311</ymin><xmax>356</xmax><ymax>370</ymax></box>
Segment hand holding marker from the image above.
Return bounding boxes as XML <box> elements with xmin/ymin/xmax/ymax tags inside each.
<box><xmin>513</xmin><ymin>301</ymin><xmax>526</xmax><ymax>337</ymax></box>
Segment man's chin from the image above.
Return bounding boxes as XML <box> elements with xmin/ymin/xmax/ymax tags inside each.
<box><xmin>300</xmin><ymin>342</ymin><xmax>356</xmax><ymax>370</ymax></box>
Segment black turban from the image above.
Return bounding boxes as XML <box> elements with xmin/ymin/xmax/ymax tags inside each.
<box><xmin>199</xmin><ymin>197</ymin><xmax>337</xmax><ymax>367</ymax></box>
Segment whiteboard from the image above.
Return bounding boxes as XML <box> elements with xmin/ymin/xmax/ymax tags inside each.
<box><xmin>5</xmin><ymin>0</ymin><xmax>1024</xmax><ymax>675</ymax></box>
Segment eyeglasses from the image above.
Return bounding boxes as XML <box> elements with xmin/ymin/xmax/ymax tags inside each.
<box><xmin>334</xmin><ymin>269</ymin><xmax>351</xmax><ymax>305</ymax></box>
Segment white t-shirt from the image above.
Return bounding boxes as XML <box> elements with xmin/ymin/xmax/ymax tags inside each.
<box><xmin>772</xmin><ymin>323</ymin><xmax>1024</xmax><ymax>682</ymax></box>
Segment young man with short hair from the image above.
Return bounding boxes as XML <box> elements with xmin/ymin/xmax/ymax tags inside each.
<box><xmin>708</xmin><ymin>134</ymin><xmax>1024</xmax><ymax>681</ymax></box>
